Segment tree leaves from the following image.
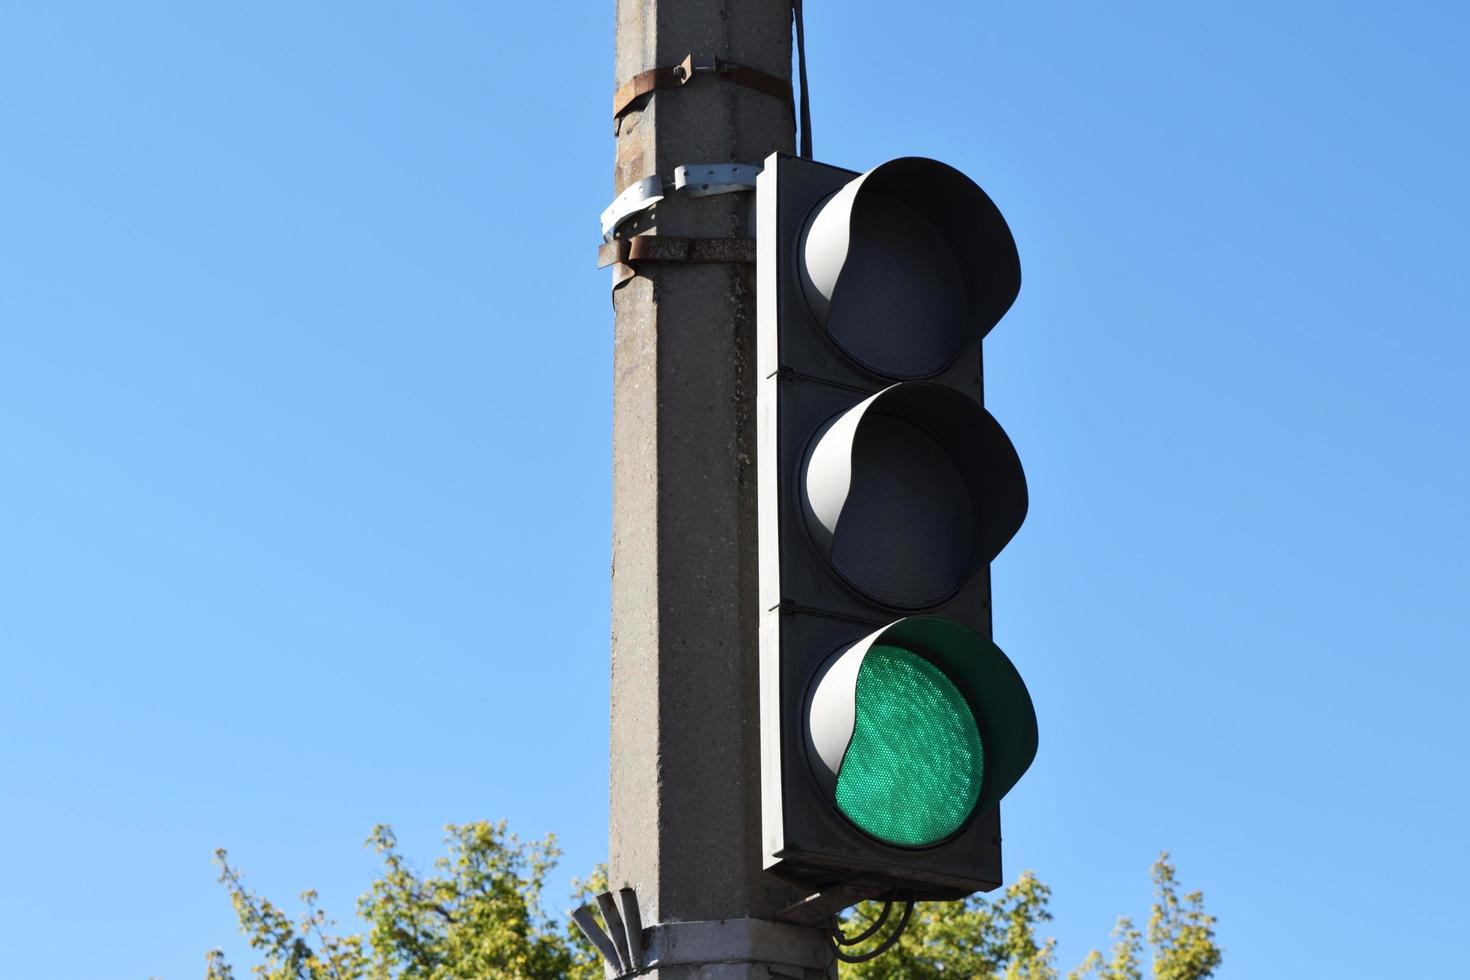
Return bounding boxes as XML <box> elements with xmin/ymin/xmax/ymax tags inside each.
<box><xmin>207</xmin><ymin>823</ymin><xmax>601</xmax><ymax>980</ymax></box>
<box><xmin>833</xmin><ymin>871</ymin><xmax>1056</xmax><ymax>979</ymax></box>
<box><xmin>208</xmin><ymin>834</ymin><xmax>1219</xmax><ymax>979</ymax></box>
<box><xmin>839</xmin><ymin>855</ymin><xmax>1220</xmax><ymax>980</ymax></box>
<box><xmin>1146</xmin><ymin>853</ymin><xmax>1222</xmax><ymax>980</ymax></box>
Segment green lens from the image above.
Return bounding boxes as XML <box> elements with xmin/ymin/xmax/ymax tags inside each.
<box><xmin>834</xmin><ymin>644</ymin><xmax>983</xmax><ymax>847</ymax></box>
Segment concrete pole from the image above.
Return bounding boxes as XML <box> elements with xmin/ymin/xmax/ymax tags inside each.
<box><xmin>609</xmin><ymin>2</ymin><xmax>834</xmax><ymax>977</ymax></box>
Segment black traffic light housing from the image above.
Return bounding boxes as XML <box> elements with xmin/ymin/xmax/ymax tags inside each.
<box><xmin>756</xmin><ymin>152</ymin><xmax>1037</xmax><ymax>899</ymax></box>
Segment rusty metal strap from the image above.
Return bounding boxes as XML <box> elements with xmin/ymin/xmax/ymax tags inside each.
<box><xmin>599</xmin><ymin>235</ymin><xmax>755</xmax><ymax>268</ymax></box>
<box><xmin>613</xmin><ymin>52</ymin><xmax>793</xmax><ymax>123</ymax></box>
<box><xmin>598</xmin><ymin>235</ymin><xmax>756</xmax><ymax>292</ymax></box>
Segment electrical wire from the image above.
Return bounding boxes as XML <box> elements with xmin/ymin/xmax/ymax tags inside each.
<box><xmin>829</xmin><ymin>899</ymin><xmax>915</xmax><ymax>964</ymax></box>
<box><xmin>792</xmin><ymin>0</ymin><xmax>812</xmax><ymax>157</ymax></box>
<box><xmin>834</xmin><ymin>899</ymin><xmax>894</xmax><ymax>947</ymax></box>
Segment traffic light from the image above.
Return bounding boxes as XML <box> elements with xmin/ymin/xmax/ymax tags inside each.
<box><xmin>756</xmin><ymin>152</ymin><xmax>1037</xmax><ymax>900</ymax></box>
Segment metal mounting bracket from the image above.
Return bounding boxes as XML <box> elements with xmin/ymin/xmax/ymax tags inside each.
<box><xmin>573</xmin><ymin>886</ymin><xmax>834</xmax><ymax>978</ymax></box>
<box><xmin>600</xmin><ymin>176</ymin><xmax>666</xmax><ymax>243</ymax></box>
<box><xmin>600</xmin><ymin>163</ymin><xmax>762</xmax><ymax>241</ymax></box>
<box><xmin>675</xmin><ymin>162</ymin><xmax>763</xmax><ymax>197</ymax></box>
<box><xmin>775</xmin><ymin>878</ymin><xmax>891</xmax><ymax>928</ymax></box>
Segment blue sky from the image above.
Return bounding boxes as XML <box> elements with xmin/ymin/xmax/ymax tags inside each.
<box><xmin>1</xmin><ymin>2</ymin><xmax>1466</xmax><ymax>977</ymax></box>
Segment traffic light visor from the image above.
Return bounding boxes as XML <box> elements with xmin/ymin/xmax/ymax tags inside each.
<box><xmin>806</xmin><ymin>618</ymin><xmax>1038</xmax><ymax>847</ymax></box>
<box><xmin>798</xmin><ymin>157</ymin><xmax>1021</xmax><ymax>380</ymax></box>
<box><xmin>802</xmin><ymin>383</ymin><xmax>1028</xmax><ymax>610</ymax></box>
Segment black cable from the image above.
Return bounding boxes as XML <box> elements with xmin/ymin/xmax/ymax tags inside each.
<box><xmin>830</xmin><ymin>900</ymin><xmax>914</xmax><ymax>964</ymax></box>
<box><xmin>792</xmin><ymin>0</ymin><xmax>812</xmax><ymax>157</ymax></box>
<box><xmin>833</xmin><ymin>900</ymin><xmax>893</xmax><ymax>946</ymax></box>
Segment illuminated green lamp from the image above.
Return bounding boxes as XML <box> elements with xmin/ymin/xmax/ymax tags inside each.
<box><xmin>805</xmin><ymin>617</ymin><xmax>1037</xmax><ymax>848</ymax></box>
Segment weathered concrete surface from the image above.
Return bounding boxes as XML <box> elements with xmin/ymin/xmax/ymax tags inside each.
<box><xmin>609</xmin><ymin>1</ymin><xmax>830</xmax><ymax>976</ymax></box>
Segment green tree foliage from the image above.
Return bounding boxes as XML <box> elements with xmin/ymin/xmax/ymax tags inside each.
<box><xmin>838</xmin><ymin>854</ymin><xmax>1219</xmax><ymax>980</ymax></box>
<box><xmin>206</xmin><ymin>822</ymin><xmax>601</xmax><ymax>980</ymax></box>
<box><xmin>209</xmin><ymin>829</ymin><xmax>1218</xmax><ymax>980</ymax></box>
<box><xmin>1067</xmin><ymin>918</ymin><xmax>1143</xmax><ymax>980</ymax></box>
<box><xmin>832</xmin><ymin>871</ymin><xmax>1057</xmax><ymax>979</ymax></box>
<box><xmin>1142</xmin><ymin>856</ymin><xmax>1222</xmax><ymax>980</ymax></box>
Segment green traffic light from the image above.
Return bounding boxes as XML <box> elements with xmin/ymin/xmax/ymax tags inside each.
<box><xmin>834</xmin><ymin>644</ymin><xmax>983</xmax><ymax>847</ymax></box>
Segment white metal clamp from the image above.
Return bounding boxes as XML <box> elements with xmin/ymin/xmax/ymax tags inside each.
<box><xmin>600</xmin><ymin>162</ymin><xmax>763</xmax><ymax>242</ymax></box>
